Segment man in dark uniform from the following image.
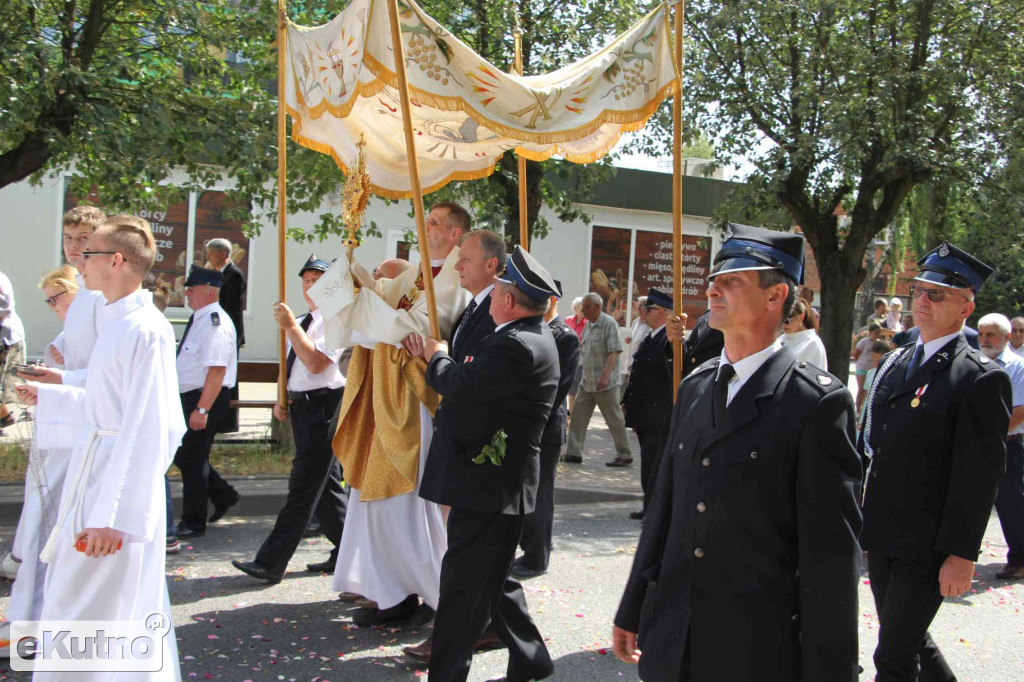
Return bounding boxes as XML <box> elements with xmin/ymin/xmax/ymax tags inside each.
<box><xmin>404</xmin><ymin>245</ymin><xmax>559</xmax><ymax>682</ymax></box>
<box><xmin>860</xmin><ymin>243</ymin><xmax>1011</xmax><ymax>682</ymax></box>
<box><xmin>514</xmin><ymin>278</ymin><xmax>581</xmax><ymax>578</ymax></box>
<box><xmin>620</xmin><ymin>288</ymin><xmax>674</xmax><ymax>520</ymax></box>
<box><xmin>231</xmin><ymin>256</ymin><xmax>348</xmax><ymax>583</ymax></box>
<box><xmin>613</xmin><ymin>224</ymin><xmax>863</xmax><ymax>682</ymax></box>
<box><xmin>173</xmin><ymin>265</ymin><xmax>241</xmax><ymax>539</ymax></box>
<box><xmin>669</xmin><ymin>308</ymin><xmax>724</xmax><ymax>380</ymax></box>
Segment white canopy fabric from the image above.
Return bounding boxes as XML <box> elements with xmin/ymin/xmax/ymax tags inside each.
<box><xmin>285</xmin><ymin>0</ymin><xmax>679</xmax><ymax>198</ymax></box>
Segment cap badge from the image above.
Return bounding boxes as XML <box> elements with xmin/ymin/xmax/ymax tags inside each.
<box><xmin>939</xmin><ymin>242</ymin><xmax>950</xmax><ymax>257</ymax></box>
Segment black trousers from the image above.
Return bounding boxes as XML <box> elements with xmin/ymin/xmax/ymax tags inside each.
<box><xmin>518</xmin><ymin>441</ymin><xmax>561</xmax><ymax>571</ymax></box>
<box><xmin>996</xmin><ymin>438</ymin><xmax>1024</xmax><ymax>566</ymax></box>
<box><xmin>173</xmin><ymin>387</ymin><xmax>238</xmax><ymax>531</ymax></box>
<box><xmin>868</xmin><ymin>553</ymin><xmax>955</xmax><ymax>682</ymax></box>
<box><xmin>637</xmin><ymin>418</ymin><xmax>670</xmax><ymax>510</ymax></box>
<box><xmin>255</xmin><ymin>390</ymin><xmax>348</xmax><ymax>572</ymax></box>
<box><xmin>430</xmin><ymin>509</ymin><xmax>553</xmax><ymax>682</ymax></box>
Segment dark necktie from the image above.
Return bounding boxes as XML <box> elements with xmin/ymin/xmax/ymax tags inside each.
<box><xmin>905</xmin><ymin>344</ymin><xmax>925</xmax><ymax>380</ymax></box>
<box><xmin>176</xmin><ymin>314</ymin><xmax>195</xmax><ymax>357</ymax></box>
<box><xmin>713</xmin><ymin>363</ymin><xmax>735</xmax><ymax>426</ymax></box>
<box><xmin>286</xmin><ymin>313</ymin><xmax>314</xmax><ymax>378</ymax></box>
<box><xmin>452</xmin><ymin>299</ymin><xmax>478</xmax><ymax>353</ymax></box>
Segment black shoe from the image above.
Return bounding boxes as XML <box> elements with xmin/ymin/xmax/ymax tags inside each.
<box><xmin>560</xmin><ymin>454</ymin><xmax>583</xmax><ymax>464</ymax></box>
<box><xmin>306</xmin><ymin>560</ymin><xmax>335</xmax><ymax>574</ymax></box>
<box><xmin>174</xmin><ymin>524</ymin><xmax>205</xmax><ymax>539</ymax></box>
<box><xmin>510</xmin><ymin>563</ymin><xmax>547</xmax><ymax>579</ymax></box>
<box><xmin>231</xmin><ymin>559</ymin><xmax>284</xmax><ymax>584</ymax></box>
<box><xmin>605</xmin><ymin>457</ymin><xmax>634</xmax><ymax>467</ymax></box>
<box><xmin>209</xmin><ymin>493</ymin><xmax>241</xmax><ymax>523</ymax></box>
<box><xmin>352</xmin><ymin>594</ymin><xmax>419</xmax><ymax>626</ymax></box>
<box><xmin>629</xmin><ymin>509</ymin><xmax>645</xmax><ymax>520</ymax></box>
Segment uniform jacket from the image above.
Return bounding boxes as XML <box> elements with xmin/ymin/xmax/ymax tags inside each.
<box><xmin>220</xmin><ymin>261</ymin><xmax>247</xmax><ymax>347</ymax></box>
<box><xmin>681</xmin><ymin>310</ymin><xmax>724</xmax><ymax>380</ymax></box>
<box><xmin>615</xmin><ymin>346</ymin><xmax>863</xmax><ymax>682</ymax></box>
<box><xmin>449</xmin><ymin>293</ymin><xmax>495</xmax><ymax>363</ymax></box>
<box><xmin>860</xmin><ymin>335</ymin><xmax>1010</xmax><ymax>562</ymax></box>
<box><xmin>420</xmin><ymin>316</ymin><xmax>559</xmax><ymax>515</ymax></box>
<box><xmin>621</xmin><ymin>327</ymin><xmax>673</xmax><ymax>431</ymax></box>
<box><xmin>542</xmin><ymin>315</ymin><xmax>582</xmax><ymax>446</ymax></box>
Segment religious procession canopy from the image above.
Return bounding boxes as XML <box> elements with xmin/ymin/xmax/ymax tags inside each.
<box><xmin>285</xmin><ymin>0</ymin><xmax>679</xmax><ymax>198</ymax></box>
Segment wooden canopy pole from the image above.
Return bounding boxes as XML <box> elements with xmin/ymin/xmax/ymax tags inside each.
<box><xmin>386</xmin><ymin>0</ymin><xmax>441</xmax><ymax>339</ymax></box>
<box><xmin>513</xmin><ymin>29</ymin><xmax>529</xmax><ymax>251</ymax></box>
<box><xmin>670</xmin><ymin>0</ymin><xmax>685</xmax><ymax>397</ymax></box>
<box><xmin>276</xmin><ymin>0</ymin><xmax>288</xmax><ymax>408</ymax></box>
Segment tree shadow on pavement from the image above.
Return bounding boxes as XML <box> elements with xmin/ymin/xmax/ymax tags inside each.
<box><xmin>175</xmin><ymin>600</ymin><xmax>437</xmax><ymax>681</ymax></box>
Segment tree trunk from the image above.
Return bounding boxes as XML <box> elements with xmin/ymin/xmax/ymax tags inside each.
<box><xmin>819</xmin><ymin>260</ymin><xmax>865</xmax><ymax>386</ymax></box>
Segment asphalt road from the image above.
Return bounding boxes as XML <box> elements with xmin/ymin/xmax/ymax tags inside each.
<box><xmin>0</xmin><ymin>502</ymin><xmax>1021</xmax><ymax>681</ymax></box>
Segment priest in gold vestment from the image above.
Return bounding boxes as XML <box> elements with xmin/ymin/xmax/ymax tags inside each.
<box><xmin>326</xmin><ymin>202</ymin><xmax>471</xmax><ymax>622</ymax></box>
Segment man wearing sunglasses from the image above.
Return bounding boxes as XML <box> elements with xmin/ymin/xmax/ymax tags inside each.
<box><xmin>860</xmin><ymin>242</ymin><xmax>1011</xmax><ymax>681</ymax></box>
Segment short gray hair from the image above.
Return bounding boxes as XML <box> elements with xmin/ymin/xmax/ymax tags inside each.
<box><xmin>978</xmin><ymin>313</ymin><xmax>1011</xmax><ymax>335</ymax></box>
<box><xmin>582</xmin><ymin>292</ymin><xmax>603</xmax><ymax>307</ymax></box>
<box><xmin>206</xmin><ymin>238</ymin><xmax>232</xmax><ymax>255</ymax></box>
<box><xmin>460</xmin><ymin>229</ymin><xmax>507</xmax><ymax>271</ymax></box>
<box><xmin>636</xmin><ymin>296</ymin><xmax>648</xmax><ymax>306</ymax></box>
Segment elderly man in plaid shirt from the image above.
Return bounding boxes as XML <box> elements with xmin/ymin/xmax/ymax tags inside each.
<box><xmin>562</xmin><ymin>293</ymin><xmax>634</xmax><ymax>466</ymax></box>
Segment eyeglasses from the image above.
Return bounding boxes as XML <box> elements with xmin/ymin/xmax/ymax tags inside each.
<box><xmin>908</xmin><ymin>285</ymin><xmax>970</xmax><ymax>303</ymax></box>
<box><xmin>45</xmin><ymin>291</ymin><xmax>67</xmax><ymax>308</ymax></box>
<box><xmin>81</xmin><ymin>250</ymin><xmax>126</xmax><ymax>261</ymax></box>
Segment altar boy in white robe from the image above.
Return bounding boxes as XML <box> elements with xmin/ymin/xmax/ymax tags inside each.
<box><xmin>17</xmin><ymin>214</ymin><xmax>186</xmax><ymax>681</ymax></box>
<box><xmin>4</xmin><ymin>207</ymin><xmax>108</xmax><ymax>652</ymax></box>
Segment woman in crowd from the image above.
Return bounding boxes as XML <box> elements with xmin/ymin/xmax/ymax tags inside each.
<box><xmin>782</xmin><ymin>298</ymin><xmax>828</xmax><ymax>369</ymax></box>
<box><xmin>1</xmin><ymin>266</ymin><xmax>80</xmax><ymax>649</ymax></box>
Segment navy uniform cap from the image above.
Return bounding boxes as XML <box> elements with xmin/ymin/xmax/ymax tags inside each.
<box><xmin>184</xmin><ymin>265</ymin><xmax>223</xmax><ymax>288</ymax></box>
<box><xmin>709</xmin><ymin>223</ymin><xmax>805</xmax><ymax>285</ymax></box>
<box><xmin>913</xmin><ymin>241</ymin><xmax>993</xmax><ymax>292</ymax></box>
<box><xmin>645</xmin><ymin>288</ymin><xmax>673</xmax><ymax>309</ymax></box>
<box><xmin>299</xmin><ymin>254</ymin><xmax>332</xmax><ymax>277</ymax></box>
<box><xmin>498</xmin><ymin>246</ymin><xmax>561</xmax><ymax>301</ymax></box>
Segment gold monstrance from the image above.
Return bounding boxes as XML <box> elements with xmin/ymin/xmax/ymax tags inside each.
<box><xmin>341</xmin><ymin>133</ymin><xmax>372</xmax><ymax>263</ymax></box>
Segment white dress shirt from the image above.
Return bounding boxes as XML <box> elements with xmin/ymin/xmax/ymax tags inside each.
<box><xmin>176</xmin><ymin>301</ymin><xmax>237</xmax><ymax>392</ymax></box>
<box><xmin>716</xmin><ymin>337</ymin><xmax>785</xmax><ymax>406</ymax></box>
<box><xmin>995</xmin><ymin>345</ymin><xmax>1024</xmax><ymax>436</ymax></box>
<box><xmin>287</xmin><ymin>308</ymin><xmax>345</xmax><ymax>392</ymax></box>
<box><xmin>913</xmin><ymin>330</ymin><xmax>962</xmax><ymax>366</ymax></box>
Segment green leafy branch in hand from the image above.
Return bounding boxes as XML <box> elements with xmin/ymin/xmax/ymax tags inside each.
<box><xmin>473</xmin><ymin>429</ymin><xmax>507</xmax><ymax>466</ymax></box>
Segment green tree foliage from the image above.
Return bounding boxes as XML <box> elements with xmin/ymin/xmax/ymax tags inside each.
<box><xmin>0</xmin><ymin>0</ymin><xmax>666</xmax><ymax>245</ymax></box>
<box><xmin>682</xmin><ymin>0</ymin><xmax>1023</xmax><ymax>382</ymax></box>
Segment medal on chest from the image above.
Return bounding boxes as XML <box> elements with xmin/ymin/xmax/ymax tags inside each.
<box><xmin>910</xmin><ymin>384</ymin><xmax>928</xmax><ymax>408</ymax></box>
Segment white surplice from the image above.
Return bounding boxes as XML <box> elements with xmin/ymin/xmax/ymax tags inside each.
<box><xmin>330</xmin><ymin>250</ymin><xmax>469</xmax><ymax>610</ymax></box>
<box><xmin>9</xmin><ymin>282</ymin><xmax>105</xmax><ymax>623</ymax></box>
<box><xmin>57</xmin><ymin>275</ymin><xmax>105</xmax><ymax>388</ymax></box>
<box><xmin>33</xmin><ymin>288</ymin><xmax>185</xmax><ymax>681</ymax></box>
<box><xmin>8</xmin><ymin>334</ymin><xmax>73</xmax><ymax>623</ymax></box>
